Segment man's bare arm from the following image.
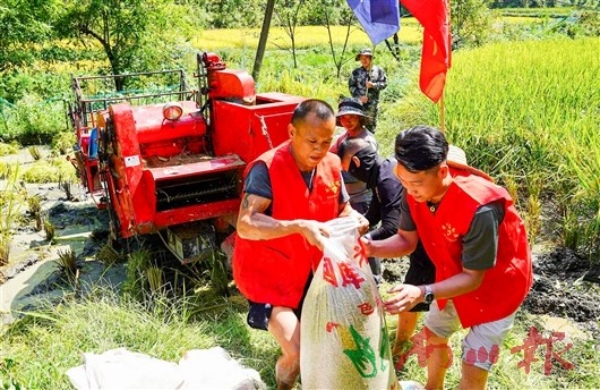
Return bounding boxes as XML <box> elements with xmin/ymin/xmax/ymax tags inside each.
<box><xmin>361</xmin><ymin>229</ymin><xmax>418</xmax><ymax>258</ymax></box>
<box><xmin>384</xmin><ymin>268</ymin><xmax>486</xmax><ymax>314</ymax></box>
<box><xmin>236</xmin><ymin>192</ymin><xmax>329</xmax><ymax>249</ymax></box>
<box><xmin>427</xmin><ymin>268</ymin><xmax>485</xmax><ymax>300</ymax></box>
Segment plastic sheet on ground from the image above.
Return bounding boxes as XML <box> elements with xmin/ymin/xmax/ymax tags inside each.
<box><xmin>66</xmin><ymin>346</ymin><xmax>266</xmax><ymax>390</ymax></box>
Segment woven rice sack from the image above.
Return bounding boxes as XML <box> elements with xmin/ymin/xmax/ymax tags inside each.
<box><xmin>300</xmin><ymin>218</ymin><xmax>398</xmax><ymax>390</ymax></box>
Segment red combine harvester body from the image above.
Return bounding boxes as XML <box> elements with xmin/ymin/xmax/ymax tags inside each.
<box><xmin>69</xmin><ymin>52</ymin><xmax>304</xmax><ymax>262</ymax></box>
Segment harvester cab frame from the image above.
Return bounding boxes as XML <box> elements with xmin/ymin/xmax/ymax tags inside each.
<box><xmin>68</xmin><ymin>52</ymin><xmax>305</xmax><ymax>263</ymax></box>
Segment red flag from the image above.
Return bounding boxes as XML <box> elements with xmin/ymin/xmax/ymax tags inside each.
<box><xmin>401</xmin><ymin>0</ymin><xmax>451</xmax><ymax>103</ymax></box>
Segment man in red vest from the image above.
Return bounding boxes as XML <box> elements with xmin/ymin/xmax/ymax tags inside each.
<box><xmin>233</xmin><ymin>99</ymin><xmax>368</xmax><ymax>390</ymax></box>
<box><xmin>362</xmin><ymin>125</ymin><xmax>532</xmax><ymax>390</ymax></box>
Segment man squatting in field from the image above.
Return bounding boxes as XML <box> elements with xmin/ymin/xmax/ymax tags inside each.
<box><xmin>363</xmin><ymin>125</ymin><xmax>533</xmax><ymax>390</ymax></box>
<box><xmin>232</xmin><ymin>99</ymin><xmax>369</xmax><ymax>389</ymax></box>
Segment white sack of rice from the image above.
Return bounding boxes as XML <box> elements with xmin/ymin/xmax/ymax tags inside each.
<box><xmin>300</xmin><ymin>217</ymin><xmax>398</xmax><ymax>390</ymax></box>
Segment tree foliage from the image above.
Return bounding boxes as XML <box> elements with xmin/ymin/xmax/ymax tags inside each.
<box><xmin>189</xmin><ymin>0</ymin><xmax>265</xmax><ymax>28</ymax></box>
<box><xmin>451</xmin><ymin>0</ymin><xmax>493</xmax><ymax>48</ymax></box>
<box><xmin>490</xmin><ymin>0</ymin><xmax>599</xmax><ymax>7</ymax></box>
<box><xmin>274</xmin><ymin>0</ymin><xmax>307</xmax><ymax>68</ymax></box>
<box><xmin>317</xmin><ymin>0</ymin><xmax>356</xmax><ymax>78</ymax></box>
<box><xmin>53</xmin><ymin>0</ymin><xmax>197</xmax><ymax>90</ymax></box>
<box><xmin>0</xmin><ymin>0</ymin><xmax>61</xmax><ymax>71</ymax></box>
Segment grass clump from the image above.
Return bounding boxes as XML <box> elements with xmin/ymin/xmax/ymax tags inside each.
<box><xmin>27</xmin><ymin>195</ymin><xmax>43</xmax><ymax>231</ymax></box>
<box><xmin>96</xmin><ymin>242</ymin><xmax>123</xmax><ymax>265</ymax></box>
<box><xmin>0</xmin><ymin>165</ymin><xmax>23</xmax><ymax>265</ymax></box>
<box><xmin>123</xmin><ymin>249</ymin><xmax>157</xmax><ymax>299</ymax></box>
<box><xmin>28</xmin><ymin>146</ymin><xmax>42</xmax><ymax>161</ymax></box>
<box><xmin>0</xmin><ymin>142</ymin><xmax>20</xmax><ymax>156</ymax></box>
<box><xmin>57</xmin><ymin>247</ymin><xmax>78</xmax><ymax>282</ymax></box>
<box><xmin>43</xmin><ymin>217</ymin><xmax>55</xmax><ymax>242</ymax></box>
<box><xmin>60</xmin><ymin>180</ymin><xmax>73</xmax><ymax>201</ymax></box>
<box><xmin>51</xmin><ymin>131</ymin><xmax>75</xmax><ymax>156</ymax></box>
<box><xmin>20</xmin><ymin>156</ymin><xmax>77</xmax><ymax>184</ymax></box>
<box><xmin>0</xmin><ymin>162</ymin><xmax>11</xmax><ymax>180</ymax></box>
<box><xmin>0</xmin><ymin>233</ymin><xmax>10</xmax><ymax>266</ymax></box>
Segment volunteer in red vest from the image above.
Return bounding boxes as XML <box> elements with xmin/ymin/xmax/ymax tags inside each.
<box><xmin>233</xmin><ymin>99</ymin><xmax>368</xmax><ymax>390</ymax></box>
<box><xmin>362</xmin><ymin>125</ymin><xmax>532</xmax><ymax>390</ymax></box>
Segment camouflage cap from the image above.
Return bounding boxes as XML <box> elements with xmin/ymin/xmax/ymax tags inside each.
<box><xmin>355</xmin><ymin>48</ymin><xmax>373</xmax><ymax>61</ymax></box>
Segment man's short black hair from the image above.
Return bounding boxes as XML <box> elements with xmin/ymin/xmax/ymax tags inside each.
<box><xmin>291</xmin><ymin>99</ymin><xmax>334</xmax><ymax>126</ymax></box>
<box><xmin>337</xmin><ymin>137</ymin><xmax>374</xmax><ymax>160</ymax></box>
<box><xmin>394</xmin><ymin>125</ymin><xmax>449</xmax><ymax>172</ymax></box>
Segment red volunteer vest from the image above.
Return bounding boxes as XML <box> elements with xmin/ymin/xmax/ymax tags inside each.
<box><xmin>408</xmin><ymin>174</ymin><xmax>532</xmax><ymax>328</ymax></box>
<box><xmin>233</xmin><ymin>141</ymin><xmax>342</xmax><ymax>308</ymax></box>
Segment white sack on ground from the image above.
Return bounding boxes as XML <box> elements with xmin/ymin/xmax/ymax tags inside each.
<box><xmin>66</xmin><ymin>346</ymin><xmax>266</xmax><ymax>390</ymax></box>
<box><xmin>300</xmin><ymin>217</ymin><xmax>398</xmax><ymax>390</ymax></box>
<box><xmin>66</xmin><ymin>348</ymin><xmax>182</xmax><ymax>389</ymax></box>
<box><xmin>179</xmin><ymin>347</ymin><xmax>266</xmax><ymax>389</ymax></box>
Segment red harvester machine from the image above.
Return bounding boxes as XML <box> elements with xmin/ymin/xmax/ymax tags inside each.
<box><xmin>69</xmin><ymin>52</ymin><xmax>304</xmax><ymax>262</ymax></box>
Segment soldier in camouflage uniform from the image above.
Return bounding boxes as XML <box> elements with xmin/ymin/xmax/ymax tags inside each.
<box><xmin>349</xmin><ymin>48</ymin><xmax>388</xmax><ymax>133</ymax></box>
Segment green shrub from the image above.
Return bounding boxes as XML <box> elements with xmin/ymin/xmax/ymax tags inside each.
<box><xmin>548</xmin><ymin>10</ymin><xmax>600</xmax><ymax>37</ymax></box>
<box><xmin>0</xmin><ymin>93</ymin><xmax>69</xmax><ymax>145</ymax></box>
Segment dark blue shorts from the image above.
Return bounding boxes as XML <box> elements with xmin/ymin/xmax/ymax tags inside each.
<box><xmin>406</xmin><ymin>242</ymin><xmax>436</xmax><ymax>313</ymax></box>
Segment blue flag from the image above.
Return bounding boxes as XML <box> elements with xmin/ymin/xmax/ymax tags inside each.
<box><xmin>347</xmin><ymin>0</ymin><xmax>400</xmax><ymax>45</ymax></box>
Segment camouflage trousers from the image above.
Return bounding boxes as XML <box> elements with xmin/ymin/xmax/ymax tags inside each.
<box><xmin>363</xmin><ymin>101</ymin><xmax>379</xmax><ymax>133</ymax></box>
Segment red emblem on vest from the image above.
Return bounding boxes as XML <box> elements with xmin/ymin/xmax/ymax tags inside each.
<box><xmin>442</xmin><ymin>222</ymin><xmax>459</xmax><ymax>242</ymax></box>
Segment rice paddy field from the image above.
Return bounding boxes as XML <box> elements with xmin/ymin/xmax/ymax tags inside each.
<box><xmin>377</xmin><ymin>36</ymin><xmax>599</xmax><ymax>256</ymax></box>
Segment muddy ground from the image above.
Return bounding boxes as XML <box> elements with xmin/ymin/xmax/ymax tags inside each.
<box><xmin>1</xmin><ymin>149</ymin><xmax>599</xmax><ymax>340</ymax></box>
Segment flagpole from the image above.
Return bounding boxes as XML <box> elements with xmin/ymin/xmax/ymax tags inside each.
<box><xmin>439</xmin><ymin>94</ymin><xmax>446</xmax><ymax>133</ymax></box>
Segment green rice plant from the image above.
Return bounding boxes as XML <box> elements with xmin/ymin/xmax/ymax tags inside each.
<box><xmin>51</xmin><ymin>131</ymin><xmax>75</xmax><ymax>155</ymax></box>
<box><xmin>561</xmin><ymin>207</ymin><xmax>582</xmax><ymax>254</ymax></box>
<box><xmin>43</xmin><ymin>217</ymin><xmax>55</xmax><ymax>242</ymax></box>
<box><xmin>0</xmin><ymin>142</ymin><xmax>20</xmax><ymax>156</ymax></box>
<box><xmin>123</xmin><ymin>249</ymin><xmax>154</xmax><ymax>299</ymax></box>
<box><xmin>526</xmin><ymin>194</ymin><xmax>542</xmax><ymax>245</ymax></box>
<box><xmin>146</xmin><ymin>266</ymin><xmax>164</xmax><ymax>295</ymax></box>
<box><xmin>205</xmin><ymin>250</ymin><xmax>230</xmax><ymax>297</ymax></box>
<box><xmin>96</xmin><ymin>242</ymin><xmax>123</xmax><ymax>265</ymax></box>
<box><xmin>0</xmin><ymin>161</ymin><xmax>10</xmax><ymax>180</ymax></box>
<box><xmin>60</xmin><ymin>180</ymin><xmax>73</xmax><ymax>201</ymax></box>
<box><xmin>20</xmin><ymin>156</ymin><xmax>78</xmax><ymax>184</ymax></box>
<box><xmin>28</xmin><ymin>146</ymin><xmax>42</xmax><ymax>161</ymax></box>
<box><xmin>56</xmin><ymin>247</ymin><xmax>78</xmax><ymax>282</ymax></box>
<box><xmin>0</xmin><ymin>164</ymin><xmax>22</xmax><ymax>239</ymax></box>
<box><xmin>503</xmin><ymin>175</ymin><xmax>519</xmax><ymax>208</ymax></box>
<box><xmin>0</xmin><ymin>233</ymin><xmax>10</xmax><ymax>266</ymax></box>
<box><xmin>385</xmin><ymin>37</ymin><xmax>599</xmax><ymax>258</ymax></box>
<box><xmin>0</xmin><ymin>357</ymin><xmax>24</xmax><ymax>389</ymax></box>
<box><xmin>27</xmin><ymin>194</ymin><xmax>43</xmax><ymax>231</ymax></box>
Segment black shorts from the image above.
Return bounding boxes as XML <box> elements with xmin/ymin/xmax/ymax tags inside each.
<box><xmin>405</xmin><ymin>242</ymin><xmax>436</xmax><ymax>312</ymax></box>
<box><xmin>246</xmin><ymin>273</ymin><xmax>313</xmax><ymax>331</ymax></box>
